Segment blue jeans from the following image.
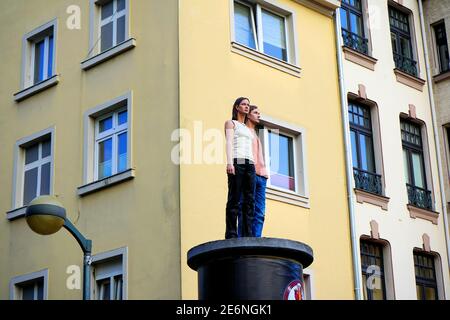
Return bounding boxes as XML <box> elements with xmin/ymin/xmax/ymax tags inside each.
<box><xmin>238</xmin><ymin>175</ymin><xmax>267</xmax><ymax>237</ymax></box>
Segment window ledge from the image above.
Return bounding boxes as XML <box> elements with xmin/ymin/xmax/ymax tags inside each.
<box><xmin>231</xmin><ymin>42</ymin><xmax>301</xmax><ymax>77</ymax></box>
<box><xmin>407</xmin><ymin>204</ymin><xmax>439</xmax><ymax>225</ymax></box>
<box><xmin>77</xmin><ymin>168</ymin><xmax>135</xmax><ymax>197</ymax></box>
<box><xmin>342</xmin><ymin>46</ymin><xmax>377</xmax><ymax>71</ymax></box>
<box><xmin>394</xmin><ymin>68</ymin><xmax>426</xmax><ymax>92</ymax></box>
<box><xmin>433</xmin><ymin>71</ymin><xmax>450</xmax><ymax>84</ymax></box>
<box><xmin>81</xmin><ymin>38</ymin><xmax>136</xmax><ymax>71</ymax></box>
<box><xmin>312</xmin><ymin>0</ymin><xmax>340</xmax><ymax>10</ymax></box>
<box><xmin>266</xmin><ymin>187</ymin><xmax>309</xmax><ymax>208</ymax></box>
<box><xmin>354</xmin><ymin>189</ymin><xmax>389</xmax><ymax>211</ymax></box>
<box><xmin>6</xmin><ymin>206</ymin><xmax>27</xmax><ymax>221</ymax></box>
<box><xmin>13</xmin><ymin>75</ymin><xmax>60</xmax><ymax>102</ymax></box>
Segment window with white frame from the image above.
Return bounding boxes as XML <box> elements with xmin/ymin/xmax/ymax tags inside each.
<box><xmin>22</xmin><ymin>137</ymin><xmax>52</xmax><ymax>206</ymax></box>
<box><xmin>267</xmin><ymin>130</ymin><xmax>296</xmax><ymax>191</ymax></box>
<box><xmin>259</xmin><ymin>123</ymin><xmax>306</xmax><ymax>196</ymax></box>
<box><xmin>98</xmin><ymin>0</ymin><xmax>127</xmax><ymax>52</ymax></box>
<box><xmin>302</xmin><ymin>273</ymin><xmax>312</xmax><ymax>300</ymax></box>
<box><xmin>15</xmin><ymin>278</ymin><xmax>44</xmax><ymax>300</ymax></box>
<box><xmin>95</xmin><ymin>108</ymin><xmax>128</xmax><ymax>180</ymax></box>
<box><xmin>23</xmin><ymin>23</ymin><xmax>56</xmax><ymax>88</ymax></box>
<box><xmin>233</xmin><ymin>0</ymin><xmax>291</xmax><ymax>62</ymax></box>
<box><xmin>92</xmin><ymin>255</ymin><xmax>124</xmax><ymax>300</ymax></box>
<box><xmin>10</xmin><ymin>270</ymin><xmax>48</xmax><ymax>301</ymax></box>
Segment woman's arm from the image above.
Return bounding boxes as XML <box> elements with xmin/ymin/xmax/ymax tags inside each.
<box><xmin>225</xmin><ymin>120</ymin><xmax>235</xmax><ymax>175</ymax></box>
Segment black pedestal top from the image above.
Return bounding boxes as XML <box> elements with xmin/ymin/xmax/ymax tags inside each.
<box><xmin>187</xmin><ymin>237</ymin><xmax>313</xmax><ymax>270</ymax></box>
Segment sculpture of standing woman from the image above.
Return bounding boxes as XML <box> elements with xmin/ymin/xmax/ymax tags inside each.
<box><xmin>224</xmin><ymin>97</ymin><xmax>256</xmax><ymax>239</ymax></box>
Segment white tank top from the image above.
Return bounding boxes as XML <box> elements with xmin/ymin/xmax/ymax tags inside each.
<box><xmin>232</xmin><ymin>120</ymin><xmax>254</xmax><ymax>162</ymax></box>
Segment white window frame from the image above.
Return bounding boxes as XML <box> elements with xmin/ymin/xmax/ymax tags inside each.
<box><xmin>83</xmin><ymin>92</ymin><xmax>133</xmax><ymax>185</ymax></box>
<box><xmin>234</xmin><ymin>0</ymin><xmax>260</xmax><ymax>51</ymax></box>
<box><xmin>91</xmin><ymin>247</ymin><xmax>128</xmax><ymax>300</ymax></box>
<box><xmin>20</xmin><ymin>19</ymin><xmax>57</xmax><ymax>89</ymax></box>
<box><xmin>99</xmin><ymin>0</ymin><xmax>127</xmax><ymax>51</ymax></box>
<box><xmin>22</xmin><ymin>140</ymin><xmax>52</xmax><ymax>205</ymax></box>
<box><xmin>94</xmin><ymin>107</ymin><xmax>128</xmax><ymax>181</ymax></box>
<box><xmin>230</xmin><ymin>0</ymin><xmax>298</xmax><ymax>67</ymax></box>
<box><xmin>302</xmin><ymin>268</ymin><xmax>314</xmax><ymax>300</ymax></box>
<box><xmin>259</xmin><ymin>114</ymin><xmax>309</xmax><ymax>208</ymax></box>
<box><xmin>11</xmin><ymin>127</ymin><xmax>55</xmax><ymax>212</ymax></box>
<box><xmin>88</xmin><ymin>0</ymin><xmax>130</xmax><ymax>58</ymax></box>
<box><xmin>263</xmin><ymin>129</ymin><xmax>299</xmax><ymax>193</ymax></box>
<box><xmin>10</xmin><ymin>269</ymin><xmax>49</xmax><ymax>300</ymax></box>
<box><xmin>30</xmin><ymin>35</ymin><xmax>53</xmax><ymax>85</ymax></box>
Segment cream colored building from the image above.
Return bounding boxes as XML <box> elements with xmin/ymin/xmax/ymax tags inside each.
<box><xmin>0</xmin><ymin>0</ymin><xmax>181</xmax><ymax>299</ymax></box>
<box><xmin>338</xmin><ymin>0</ymin><xmax>450</xmax><ymax>299</ymax></box>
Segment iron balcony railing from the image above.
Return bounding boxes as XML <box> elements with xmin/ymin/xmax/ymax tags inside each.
<box><xmin>393</xmin><ymin>53</ymin><xmax>418</xmax><ymax>77</ymax></box>
<box><xmin>406</xmin><ymin>184</ymin><xmax>433</xmax><ymax>210</ymax></box>
<box><xmin>353</xmin><ymin>168</ymin><xmax>383</xmax><ymax>195</ymax></box>
<box><xmin>342</xmin><ymin>29</ymin><xmax>369</xmax><ymax>55</ymax></box>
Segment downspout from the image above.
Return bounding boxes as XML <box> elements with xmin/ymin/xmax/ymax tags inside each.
<box><xmin>417</xmin><ymin>0</ymin><xmax>450</xmax><ymax>275</ymax></box>
<box><xmin>334</xmin><ymin>8</ymin><xmax>363</xmax><ymax>300</ymax></box>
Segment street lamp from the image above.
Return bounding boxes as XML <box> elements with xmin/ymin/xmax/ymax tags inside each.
<box><xmin>25</xmin><ymin>195</ymin><xmax>92</xmax><ymax>300</ymax></box>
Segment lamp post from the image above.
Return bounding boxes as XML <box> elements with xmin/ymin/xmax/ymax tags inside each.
<box><xmin>25</xmin><ymin>195</ymin><xmax>92</xmax><ymax>300</ymax></box>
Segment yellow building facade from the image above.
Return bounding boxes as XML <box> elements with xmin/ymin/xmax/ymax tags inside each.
<box><xmin>0</xmin><ymin>0</ymin><xmax>354</xmax><ymax>300</ymax></box>
<box><xmin>179</xmin><ymin>0</ymin><xmax>354</xmax><ymax>299</ymax></box>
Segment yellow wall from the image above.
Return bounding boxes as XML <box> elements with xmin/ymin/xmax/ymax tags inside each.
<box><xmin>179</xmin><ymin>0</ymin><xmax>354</xmax><ymax>299</ymax></box>
<box><xmin>0</xmin><ymin>0</ymin><xmax>181</xmax><ymax>299</ymax></box>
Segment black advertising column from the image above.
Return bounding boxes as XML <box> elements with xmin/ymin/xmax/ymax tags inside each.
<box><xmin>187</xmin><ymin>238</ymin><xmax>314</xmax><ymax>300</ymax></box>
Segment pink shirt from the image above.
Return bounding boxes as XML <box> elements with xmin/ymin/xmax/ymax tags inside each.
<box><xmin>252</xmin><ymin>131</ymin><xmax>268</xmax><ymax>178</ymax></box>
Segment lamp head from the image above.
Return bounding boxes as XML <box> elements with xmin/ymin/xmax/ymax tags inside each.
<box><xmin>25</xmin><ymin>195</ymin><xmax>66</xmax><ymax>235</ymax></box>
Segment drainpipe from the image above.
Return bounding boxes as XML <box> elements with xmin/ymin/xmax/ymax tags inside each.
<box><xmin>417</xmin><ymin>0</ymin><xmax>450</xmax><ymax>276</ymax></box>
<box><xmin>334</xmin><ymin>8</ymin><xmax>363</xmax><ymax>300</ymax></box>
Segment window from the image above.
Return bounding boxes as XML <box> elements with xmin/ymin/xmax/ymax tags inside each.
<box><xmin>19</xmin><ymin>20</ymin><xmax>57</xmax><ymax>91</ymax></box>
<box><xmin>11</xmin><ymin>129</ymin><xmax>54</xmax><ymax>212</ymax></box>
<box><xmin>80</xmin><ymin>93</ymin><xmax>133</xmax><ymax>196</ymax></box>
<box><xmin>414</xmin><ymin>252</ymin><xmax>438</xmax><ymax>300</ymax></box>
<box><xmin>31</xmin><ymin>33</ymin><xmax>54</xmax><ymax>85</ymax></box>
<box><xmin>389</xmin><ymin>6</ymin><xmax>417</xmax><ymax>76</ymax></box>
<box><xmin>233</xmin><ymin>0</ymin><xmax>290</xmax><ymax>62</ymax></box>
<box><xmin>433</xmin><ymin>22</ymin><xmax>450</xmax><ymax>73</ymax></box>
<box><xmin>267</xmin><ymin>130</ymin><xmax>296</xmax><ymax>192</ymax></box>
<box><xmin>360</xmin><ymin>240</ymin><xmax>386</xmax><ymax>300</ymax></box>
<box><xmin>258</xmin><ymin>117</ymin><xmax>308</xmax><ymax>207</ymax></box>
<box><xmin>401</xmin><ymin>120</ymin><xmax>432</xmax><ymax>210</ymax></box>
<box><xmin>340</xmin><ymin>0</ymin><xmax>368</xmax><ymax>55</ymax></box>
<box><xmin>95</xmin><ymin>109</ymin><xmax>128</xmax><ymax>180</ymax></box>
<box><xmin>10</xmin><ymin>270</ymin><xmax>48</xmax><ymax>300</ymax></box>
<box><xmin>302</xmin><ymin>271</ymin><xmax>314</xmax><ymax>300</ymax></box>
<box><xmin>82</xmin><ymin>0</ymin><xmax>134</xmax><ymax>70</ymax></box>
<box><xmin>15</xmin><ymin>278</ymin><xmax>44</xmax><ymax>300</ymax></box>
<box><xmin>97</xmin><ymin>274</ymin><xmax>123</xmax><ymax>300</ymax></box>
<box><xmin>348</xmin><ymin>102</ymin><xmax>381</xmax><ymax>195</ymax></box>
<box><xmin>22</xmin><ymin>139</ymin><xmax>52</xmax><ymax>205</ymax></box>
<box><xmin>91</xmin><ymin>249</ymin><xmax>126</xmax><ymax>300</ymax></box>
<box><xmin>99</xmin><ymin>0</ymin><xmax>127</xmax><ymax>52</ymax></box>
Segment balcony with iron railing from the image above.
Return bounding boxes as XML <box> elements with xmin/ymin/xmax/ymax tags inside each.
<box><xmin>342</xmin><ymin>29</ymin><xmax>369</xmax><ymax>55</ymax></box>
<box><xmin>353</xmin><ymin>168</ymin><xmax>383</xmax><ymax>196</ymax></box>
<box><xmin>406</xmin><ymin>184</ymin><xmax>432</xmax><ymax>211</ymax></box>
<box><xmin>393</xmin><ymin>53</ymin><xmax>418</xmax><ymax>77</ymax></box>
